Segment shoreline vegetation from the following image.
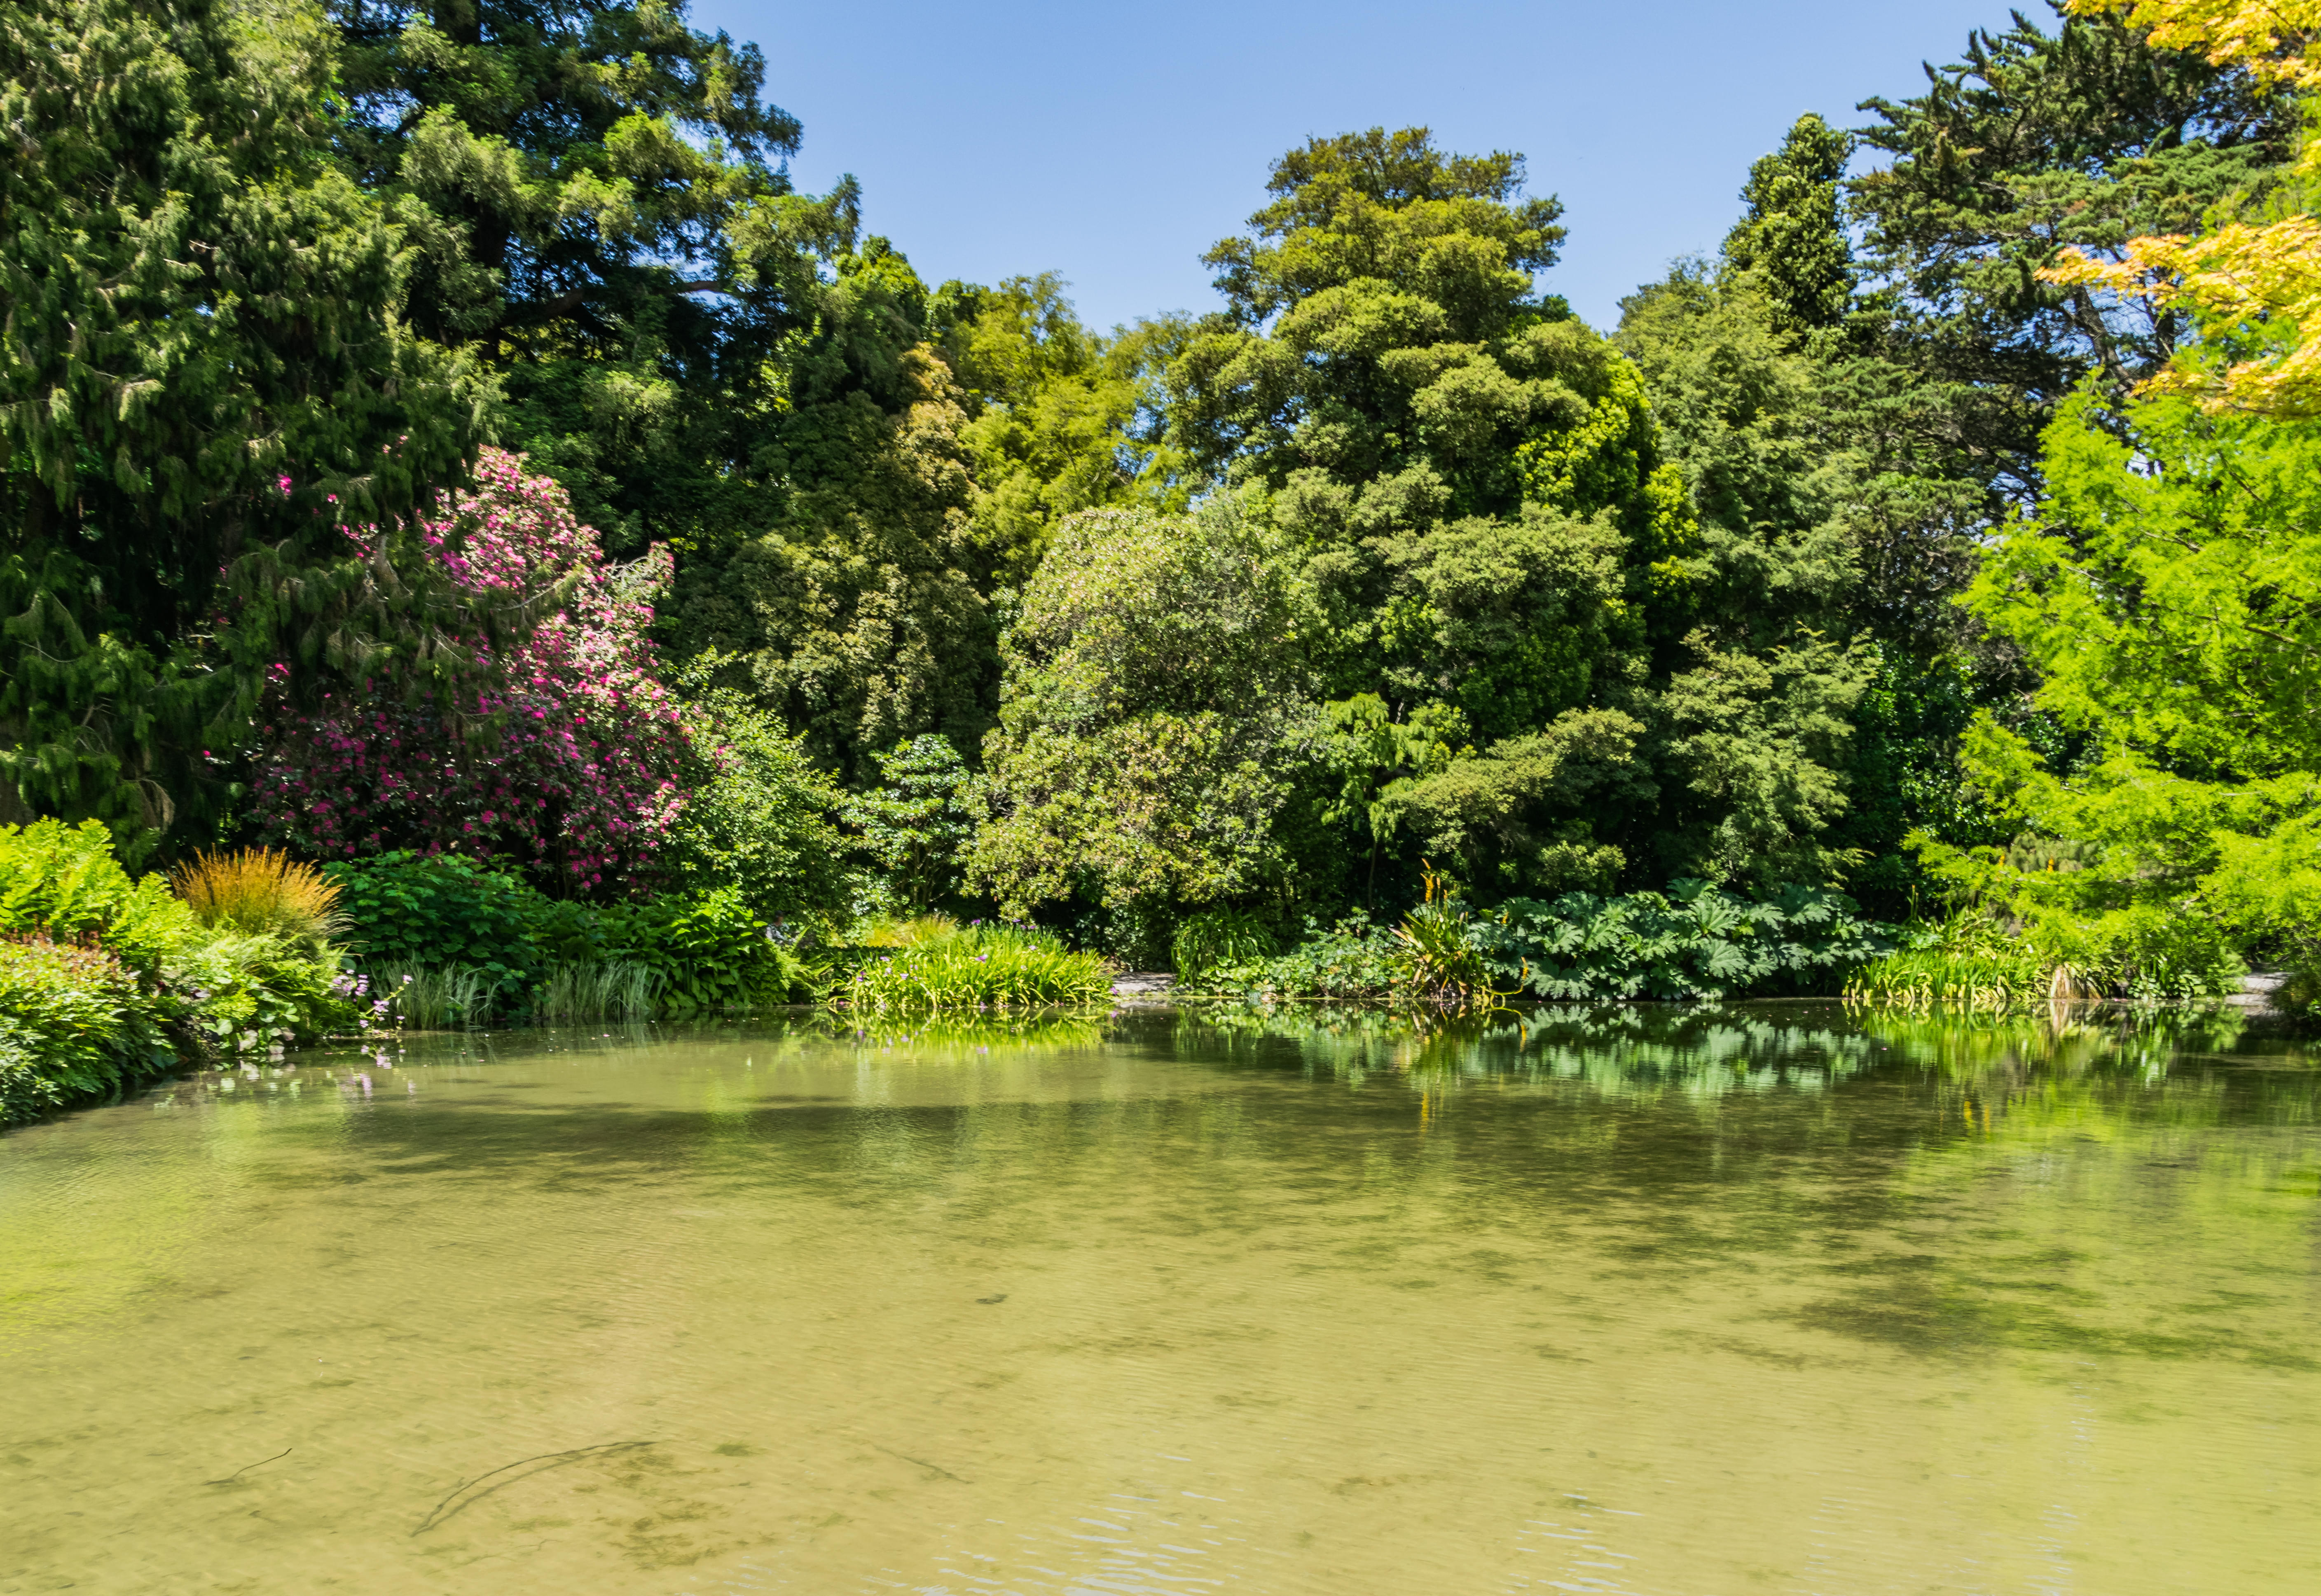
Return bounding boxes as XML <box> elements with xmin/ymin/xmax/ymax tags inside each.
<box><xmin>7</xmin><ymin>0</ymin><xmax>2321</xmax><ymax>1122</ymax></box>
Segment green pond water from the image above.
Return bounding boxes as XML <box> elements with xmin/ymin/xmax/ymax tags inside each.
<box><xmin>3</xmin><ymin>1004</ymin><xmax>2318</xmax><ymax>1594</ymax></box>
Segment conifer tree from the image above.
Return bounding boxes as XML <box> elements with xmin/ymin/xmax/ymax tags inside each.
<box><xmin>0</xmin><ymin>0</ymin><xmax>489</xmax><ymax>861</ymax></box>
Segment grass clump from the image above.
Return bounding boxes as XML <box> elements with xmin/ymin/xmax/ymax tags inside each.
<box><xmin>170</xmin><ymin>848</ymin><xmax>347</xmax><ymax>949</ymax></box>
<box><xmin>840</xmin><ymin>923</ymin><xmax>1110</xmax><ymax>1012</ymax></box>
<box><xmin>535</xmin><ymin>960</ymin><xmax>664</xmax><ymax>1023</ymax></box>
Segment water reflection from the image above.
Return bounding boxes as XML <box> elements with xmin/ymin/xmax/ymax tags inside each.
<box><xmin>4</xmin><ymin>1003</ymin><xmax>2316</xmax><ymax>1595</ymax></box>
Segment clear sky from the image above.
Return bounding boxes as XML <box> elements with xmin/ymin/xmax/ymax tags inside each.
<box><xmin>687</xmin><ymin>0</ymin><xmax>2026</xmax><ymax>333</ymax></box>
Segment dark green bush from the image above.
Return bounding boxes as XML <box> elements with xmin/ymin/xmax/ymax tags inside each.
<box><xmin>1471</xmin><ymin>882</ymin><xmax>1893</xmax><ymax>1002</ymax></box>
<box><xmin>323</xmin><ymin>852</ymin><xmax>553</xmax><ymax>998</ymax></box>
<box><xmin>327</xmin><ymin>852</ymin><xmax>806</xmax><ymax>1018</ymax></box>
<box><xmin>1171</xmin><ymin>909</ymin><xmax>1277</xmax><ymax>985</ymax></box>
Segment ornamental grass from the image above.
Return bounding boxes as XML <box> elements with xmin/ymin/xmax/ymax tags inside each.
<box><xmin>170</xmin><ymin>847</ymin><xmax>348</xmax><ymax>950</ymax></box>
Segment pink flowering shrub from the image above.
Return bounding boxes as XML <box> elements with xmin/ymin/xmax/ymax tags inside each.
<box><xmin>248</xmin><ymin>450</ymin><xmax>689</xmax><ymax>894</ymax></box>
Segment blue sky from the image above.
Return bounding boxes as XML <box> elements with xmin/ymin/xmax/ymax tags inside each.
<box><xmin>688</xmin><ymin>0</ymin><xmax>2025</xmax><ymax>332</ymax></box>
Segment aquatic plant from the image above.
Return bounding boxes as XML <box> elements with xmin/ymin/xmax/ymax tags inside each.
<box><xmin>534</xmin><ymin>960</ymin><xmax>665</xmax><ymax>1023</ymax></box>
<box><xmin>363</xmin><ymin>961</ymin><xmax>497</xmax><ymax>1029</ymax></box>
<box><xmin>840</xmin><ymin>924</ymin><xmax>1110</xmax><ymax>1012</ymax></box>
<box><xmin>1390</xmin><ymin>871</ymin><xmax>1514</xmax><ymax>1011</ymax></box>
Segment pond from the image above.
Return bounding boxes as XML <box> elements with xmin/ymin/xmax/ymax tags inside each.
<box><xmin>3</xmin><ymin>1004</ymin><xmax>2318</xmax><ymax>1594</ymax></box>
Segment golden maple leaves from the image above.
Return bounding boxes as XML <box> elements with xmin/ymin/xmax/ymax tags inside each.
<box><xmin>2040</xmin><ymin>1</ymin><xmax>2321</xmax><ymax>415</ymax></box>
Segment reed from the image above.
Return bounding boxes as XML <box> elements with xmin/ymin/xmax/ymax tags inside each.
<box><xmin>534</xmin><ymin>959</ymin><xmax>665</xmax><ymax>1023</ymax></box>
<box><xmin>363</xmin><ymin>961</ymin><xmax>496</xmax><ymax>1029</ymax></box>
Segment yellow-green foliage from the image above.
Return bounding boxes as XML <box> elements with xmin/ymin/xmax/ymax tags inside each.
<box><xmin>0</xmin><ymin>820</ymin><xmax>352</xmax><ymax>1122</ymax></box>
<box><xmin>858</xmin><ymin>913</ymin><xmax>962</xmax><ymax>949</ymax></box>
<box><xmin>171</xmin><ymin>847</ymin><xmax>348</xmax><ymax>948</ymax></box>
<box><xmin>842</xmin><ymin>924</ymin><xmax>1111</xmax><ymax>1012</ymax></box>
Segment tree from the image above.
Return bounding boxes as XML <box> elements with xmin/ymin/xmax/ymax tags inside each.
<box><xmin>0</xmin><ymin>0</ymin><xmax>489</xmax><ymax>863</ymax></box>
<box><xmin>328</xmin><ymin>0</ymin><xmax>852</xmax><ymax>552</ymax></box>
<box><xmin>1163</xmin><ymin>127</ymin><xmax>1871</xmax><ymax>903</ymax></box>
<box><xmin>1930</xmin><ymin>1</ymin><xmax>2321</xmax><ymax>990</ymax></box>
<box><xmin>844</xmin><ymin>735</ymin><xmax>973</xmax><ymax>912</ymax></box>
<box><xmin>665</xmin><ymin>239</ymin><xmax>994</xmax><ymax>779</ymax></box>
<box><xmin>1723</xmin><ymin>112</ymin><xmax>1855</xmax><ymax>338</ymax></box>
<box><xmin>1853</xmin><ymin>1</ymin><xmax>2294</xmax><ymax>499</ymax></box>
<box><xmin>2040</xmin><ymin>0</ymin><xmax>2321</xmax><ymax>417</ymax></box>
<box><xmin>1935</xmin><ymin>388</ymin><xmax>2314</xmax><ymax>990</ymax></box>
<box><xmin>967</xmin><ymin>504</ymin><xmax>1313</xmax><ymax>926</ymax></box>
<box><xmin>943</xmin><ymin>273</ymin><xmax>1191</xmax><ymax>585</ymax></box>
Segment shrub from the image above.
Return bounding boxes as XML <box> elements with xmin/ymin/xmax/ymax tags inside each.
<box><xmin>324</xmin><ymin>852</ymin><xmax>552</xmax><ymax>999</ymax></box>
<box><xmin>1469</xmin><ymin>881</ymin><xmax>1893</xmax><ymax>1003</ymax></box>
<box><xmin>1171</xmin><ymin>909</ymin><xmax>1277</xmax><ymax>985</ymax></box>
<box><xmin>667</xmin><ymin>683</ymin><xmax>852</xmax><ymax>925</ymax></box>
<box><xmin>171</xmin><ymin>848</ymin><xmax>348</xmax><ymax>949</ymax></box>
<box><xmin>248</xmin><ymin>449</ymin><xmax>690</xmax><ymax>892</ymax></box>
<box><xmin>0</xmin><ymin>817</ymin><xmax>204</xmax><ymax>977</ymax></box>
<box><xmin>1198</xmin><ymin>912</ymin><xmax>1399</xmax><ymax>1001</ymax></box>
<box><xmin>594</xmin><ymin>888</ymin><xmax>803</xmax><ymax>1013</ymax></box>
<box><xmin>1846</xmin><ymin>905</ymin><xmax>2242</xmax><ymax>1011</ymax></box>
<box><xmin>840</xmin><ymin>923</ymin><xmax>1111</xmax><ymax>1011</ymax></box>
<box><xmin>329</xmin><ymin>852</ymin><xmax>807</xmax><ymax>1019</ymax></box>
<box><xmin>0</xmin><ymin>820</ymin><xmax>353</xmax><ymax>1121</ymax></box>
<box><xmin>0</xmin><ymin>937</ymin><xmax>173</xmax><ymax>1123</ymax></box>
<box><xmin>844</xmin><ymin>734</ymin><xmax>974</xmax><ymax>912</ymax></box>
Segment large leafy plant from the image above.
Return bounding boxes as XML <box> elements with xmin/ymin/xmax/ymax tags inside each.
<box><xmin>1470</xmin><ymin>881</ymin><xmax>1893</xmax><ymax>1002</ymax></box>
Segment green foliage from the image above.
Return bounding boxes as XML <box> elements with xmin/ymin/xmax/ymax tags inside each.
<box><xmin>0</xmin><ymin>820</ymin><xmax>349</xmax><ymax>1120</ymax></box>
<box><xmin>945</xmin><ymin>273</ymin><xmax>1191</xmax><ymax>579</ymax></box>
<box><xmin>969</xmin><ymin>502</ymin><xmax>1314</xmax><ymax>918</ymax></box>
<box><xmin>838</xmin><ymin>923</ymin><xmax>1111</xmax><ymax>1012</ymax></box>
<box><xmin>665</xmin><ymin>250</ymin><xmax>995</xmax><ymax>779</ymax></box>
<box><xmin>1844</xmin><ymin>903</ymin><xmax>2239</xmax><ymax>1010</ymax></box>
<box><xmin>325</xmin><ymin>852</ymin><xmax>551</xmax><ymax>998</ymax></box>
<box><xmin>668</xmin><ymin>683</ymin><xmax>852</xmax><ymax>924</ymax></box>
<box><xmin>0</xmin><ymin>0</ymin><xmax>490</xmax><ymax>859</ymax></box>
<box><xmin>1938</xmin><ymin>386</ymin><xmax>2313</xmax><ymax>996</ymax></box>
<box><xmin>0</xmin><ymin>938</ymin><xmax>173</xmax><ymax>1123</ymax></box>
<box><xmin>332</xmin><ymin>0</ymin><xmax>842</xmax><ymax>554</ymax></box>
<box><xmin>1198</xmin><ymin>914</ymin><xmax>1401</xmax><ymax>1002</ymax></box>
<box><xmin>328</xmin><ymin>851</ymin><xmax>804</xmax><ymax>1017</ymax></box>
<box><xmin>1468</xmin><ymin>881</ymin><xmax>1893</xmax><ymax>1003</ymax></box>
<box><xmin>1170</xmin><ymin>910</ymin><xmax>1278</xmax><ymax>985</ymax></box>
<box><xmin>1722</xmin><ymin>113</ymin><xmax>1853</xmax><ymax>337</ymax></box>
<box><xmin>1389</xmin><ymin>873</ymin><xmax>1510</xmax><ymax>1010</ymax></box>
<box><xmin>1853</xmin><ymin>4</ymin><xmax>2293</xmax><ymax>494</ymax></box>
<box><xmin>1164</xmin><ymin>125</ymin><xmax>1873</xmax><ymax>911</ymax></box>
<box><xmin>844</xmin><ymin>735</ymin><xmax>974</xmax><ymax>912</ymax></box>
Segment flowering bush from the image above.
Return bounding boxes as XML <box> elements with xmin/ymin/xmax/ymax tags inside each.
<box><xmin>248</xmin><ymin>449</ymin><xmax>688</xmax><ymax>893</ymax></box>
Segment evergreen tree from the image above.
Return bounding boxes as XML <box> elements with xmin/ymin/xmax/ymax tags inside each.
<box><xmin>1165</xmin><ymin>128</ymin><xmax>1869</xmax><ymax>904</ymax></box>
<box><xmin>0</xmin><ymin>0</ymin><xmax>489</xmax><ymax>862</ymax></box>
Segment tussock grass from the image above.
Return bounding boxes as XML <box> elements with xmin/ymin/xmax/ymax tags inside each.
<box><xmin>171</xmin><ymin>848</ymin><xmax>347</xmax><ymax>948</ymax></box>
<box><xmin>857</xmin><ymin>913</ymin><xmax>961</xmax><ymax>949</ymax></box>
<box><xmin>842</xmin><ymin>924</ymin><xmax>1110</xmax><ymax>1012</ymax></box>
